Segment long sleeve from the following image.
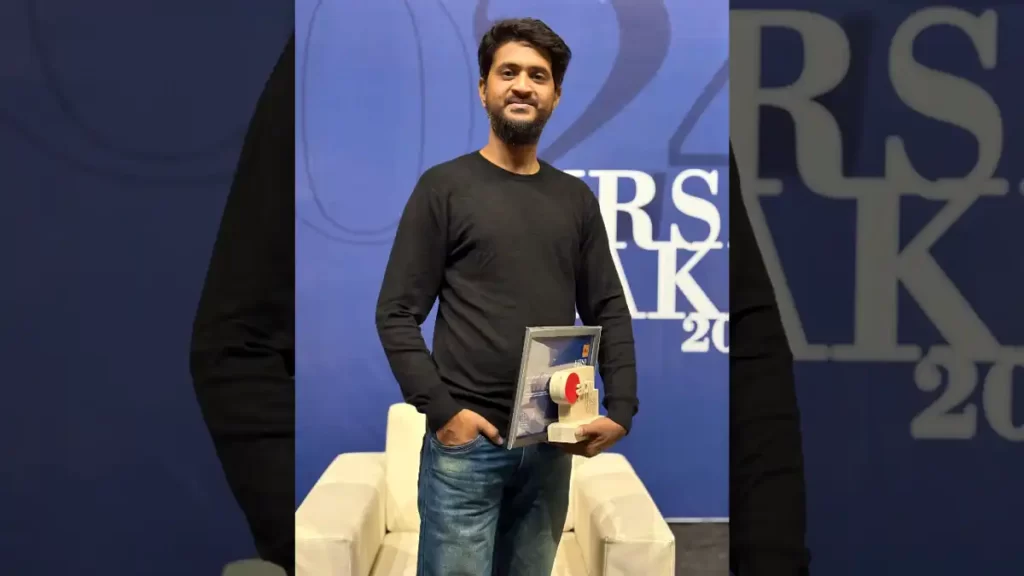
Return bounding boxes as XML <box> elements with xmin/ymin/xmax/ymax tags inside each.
<box><xmin>576</xmin><ymin>190</ymin><xmax>639</xmax><ymax>433</ymax></box>
<box><xmin>189</xmin><ymin>35</ymin><xmax>295</xmax><ymax>573</ymax></box>
<box><xmin>728</xmin><ymin>144</ymin><xmax>811</xmax><ymax>574</ymax></box>
<box><xmin>375</xmin><ymin>177</ymin><xmax>463</xmax><ymax>432</ymax></box>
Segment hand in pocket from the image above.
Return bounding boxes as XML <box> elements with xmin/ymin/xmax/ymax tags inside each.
<box><xmin>436</xmin><ymin>409</ymin><xmax>503</xmax><ymax>446</ymax></box>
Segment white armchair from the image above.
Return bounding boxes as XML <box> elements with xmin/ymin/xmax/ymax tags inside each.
<box><xmin>296</xmin><ymin>403</ymin><xmax>674</xmax><ymax>576</ymax></box>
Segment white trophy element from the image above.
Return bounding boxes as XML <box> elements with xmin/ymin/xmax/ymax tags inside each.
<box><xmin>546</xmin><ymin>365</ymin><xmax>600</xmax><ymax>443</ymax></box>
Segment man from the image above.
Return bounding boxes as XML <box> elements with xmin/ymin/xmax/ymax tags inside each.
<box><xmin>375</xmin><ymin>18</ymin><xmax>639</xmax><ymax>576</ymax></box>
<box><xmin>728</xmin><ymin>145</ymin><xmax>811</xmax><ymax>574</ymax></box>
<box><xmin>191</xmin><ymin>35</ymin><xmax>295</xmax><ymax>576</ymax></box>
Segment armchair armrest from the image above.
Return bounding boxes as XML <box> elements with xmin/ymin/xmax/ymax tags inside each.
<box><xmin>572</xmin><ymin>453</ymin><xmax>675</xmax><ymax>576</ymax></box>
<box><xmin>296</xmin><ymin>452</ymin><xmax>386</xmax><ymax>576</ymax></box>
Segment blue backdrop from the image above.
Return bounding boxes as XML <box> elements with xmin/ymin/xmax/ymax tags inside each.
<box><xmin>0</xmin><ymin>1</ymin><xmax>292</xmax><ymax>574</ymax></box>
<box><xmin>296</xmin><ymin>0</ymin><xmax>730</xmax><ymax>519</ymax></box>
<box><xmin>732</xmin><ymin>2</ymin><xmax>1024</xmax><ymax>573</ymax></box>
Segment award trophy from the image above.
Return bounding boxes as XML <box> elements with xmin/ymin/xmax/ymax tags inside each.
<box><xmin>546</xmin><ymin>365</ymin><xmax>600</xmax><ymax>443</ymax></box>
<box><xmin>506</xmin><ymin>326</ymin><xmax>602</xmax><ymax>449</ymax></box>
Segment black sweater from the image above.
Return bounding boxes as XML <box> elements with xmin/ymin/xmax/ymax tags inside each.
<box><xmin>375</xmin><ymin>152</ymin><xmax>639</xmax><ymax>437</ymax></box>
<box><xmin>728</xmin><ymin>145</ymin><xmax>811</xmax><ymax>574</ymax></box>
<box><xmin>189</xmin><ymin>35</ymin><xmax>295</xmax><ymax>574</ymax></box>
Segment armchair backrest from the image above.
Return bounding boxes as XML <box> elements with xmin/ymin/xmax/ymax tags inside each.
<box><xmin>383</xmin><ymin>403</ymin><xmax>576</xmax><ymax>534</ymax></box>
<box><xmin>383</xmin><ymin>403</ymin><xmax>425</xmax><ymax>533</ymax></box>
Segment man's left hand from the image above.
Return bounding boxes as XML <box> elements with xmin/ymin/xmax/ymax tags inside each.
<box><xmin>558</xmin><ymin>417</ymin><xmax>626</xmax><ymax>458</ymax></box>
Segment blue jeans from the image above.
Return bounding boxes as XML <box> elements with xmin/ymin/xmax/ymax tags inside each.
<box><xmin>417</xmin><ymin>431</ymin><xmax>572</xmax><ymax>576</ymax></box>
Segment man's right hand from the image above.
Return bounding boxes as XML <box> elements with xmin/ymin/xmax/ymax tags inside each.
<box><xmin>436</xmin><ymin>409</ymin><xmax>503</xmax><ymax>446</ymax></box>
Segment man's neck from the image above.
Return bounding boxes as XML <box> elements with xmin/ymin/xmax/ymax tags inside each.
<box><xmin>479</xmin><ymin>134</ymin><xmax>540</xmax><ymax>175</ymax></box>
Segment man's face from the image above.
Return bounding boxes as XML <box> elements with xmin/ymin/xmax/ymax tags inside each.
<box><xmin>479</xmin><ymin>41</ymin><xmax>561</xmax><ymax>147</ymax></box>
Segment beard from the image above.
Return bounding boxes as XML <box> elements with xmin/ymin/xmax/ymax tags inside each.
<box><xmin>486</xmin><ymin>98</ymin><xmax>551</xmax><ymax>147</ymax></box>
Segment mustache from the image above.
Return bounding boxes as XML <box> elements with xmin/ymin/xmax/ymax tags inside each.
<box><xmin>505</xmin><ymin>97</ymin><xmax>537</xmax><ymax>107</ymax></box>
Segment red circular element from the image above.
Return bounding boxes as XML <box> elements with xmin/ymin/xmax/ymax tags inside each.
<box><xmin>564</xmin><ymin>372</ymin><xmax>580</xmax><ymax>404</ymax></box>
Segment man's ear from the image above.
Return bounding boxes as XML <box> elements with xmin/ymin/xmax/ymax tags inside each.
<box><xmin>478</xmin><ymin>78</ymin><xmax>487</xmax><ymax>108</ymax></box>
<box><xmin>552</xmin><ymin>86</ymin><xmax>561</xmax><ymax>110</ymax></box>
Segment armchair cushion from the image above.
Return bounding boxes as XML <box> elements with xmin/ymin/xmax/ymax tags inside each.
<box><xmin>384</xmin><ymin>404</ymin><xmax>425</xmax><ymax>533</ymax></box>
<box><xmin>572</xmin><ymin>453</ymin><xmax>675</xmax><ymax>575</ymax></box>
<box><xmin>296</xmin><ymin>452</ymin><xmax>387</xmax><ymax>576</ymax></box>
<box><xmin>370</xmin><ymin>532</ymin><xmax>418</xmax><ymax>576</ymax></box>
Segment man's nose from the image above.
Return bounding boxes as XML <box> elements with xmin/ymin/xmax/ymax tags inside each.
<box><xmin>511</xmin><ymin>74</ymin><xmax>532</xmax><ymax>95</ymax></box>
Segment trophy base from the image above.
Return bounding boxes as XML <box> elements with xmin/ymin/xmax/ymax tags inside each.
<box><xmin>547</xmin><ymin>417</ymin><xmax>599</xmax><ymax>443</ymax></box>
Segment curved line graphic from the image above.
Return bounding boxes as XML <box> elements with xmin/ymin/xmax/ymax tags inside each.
<box><xmin>299</xmin><ymin>217</ymin><xmax>397</xmax><ymax>246</ymax></box>
<box><xmin>23</xmin><ymin>0</ymin><xmax>248</xmax><ymax>164</ymax></box>
<box><xmin>299</xmin><ymin>0</ymin><xmax>422</xmax><ymax>238</ymax></box>
<box><xmin>436</xmin><ymin>0</ymin><xmax>478</xmax><ymax>152</ymax></box>
<box><xmin>668</xmin><ymin>58</ymin><xmax>729</xmax><ymax>166</ymax></box>
<box><xmin>542</xmin><ymin>0</ymin><xmax>671</xmax><ymax>162</ymax></box>
<box><xmin>300</xmin><ymin>0</ymin><xmax>478</xmax><ymax>245</ymax></box>
<box><xmin>0</xmin><ymin>107</ymin><xmax>232</xmax><ymax>185</ymax></box>
<box><xmin>472</xmin><ymin>0</ymin><xmax>492</xmax><ymax>51</ymax></box>
<box><xmin>299</xmin><ymin>0</ymin><xmax>426</xmax><ymax>242</ymax></box>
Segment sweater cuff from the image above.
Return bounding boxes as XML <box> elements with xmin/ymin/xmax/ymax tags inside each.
<box><xmin>605</xmin><ymin>400</ymin><xmax>636</xmax><ymax>435</ymax></box>
<box><xmin>423</xmin><ymin>388</ymin><xmax>462</xmax><ymax>432</ymax></box>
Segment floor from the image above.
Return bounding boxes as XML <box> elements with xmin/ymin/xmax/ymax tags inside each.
<box><xmin>669</xmin><ymin>522</ymin><xmax>729</xmax><ymax>575</ymax></box>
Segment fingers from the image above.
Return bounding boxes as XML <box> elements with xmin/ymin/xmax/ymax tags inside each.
<box><xmin>558</xmin><ymin>442</ymin><xmax>590</xmax><ymax>457</ymax></box>
<box><xmin>583</xmin><ymin>437</ymin><xmax>605</xmax><ymax>457</ymax></box>
<box><xmin>475</xmin><ymin>415</ymin><xmax>503</xmax><ymax>445</ymax></box>
<box><xmin>558</xmin><ymin>436</ymin><xmax>603</xmax><ymax>458</ymax></box>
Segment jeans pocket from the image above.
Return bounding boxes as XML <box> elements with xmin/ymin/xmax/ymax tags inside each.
<box><xmin>429</xmin><ymin>432</ymin><xmax>484</xmax><ymax>454</ymax></box>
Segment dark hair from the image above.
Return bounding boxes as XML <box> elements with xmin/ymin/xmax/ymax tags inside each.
<box><xmin>478</xmin><ymin>18</ymin><xmax>572</xmax><ymax>88</ymax></box>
